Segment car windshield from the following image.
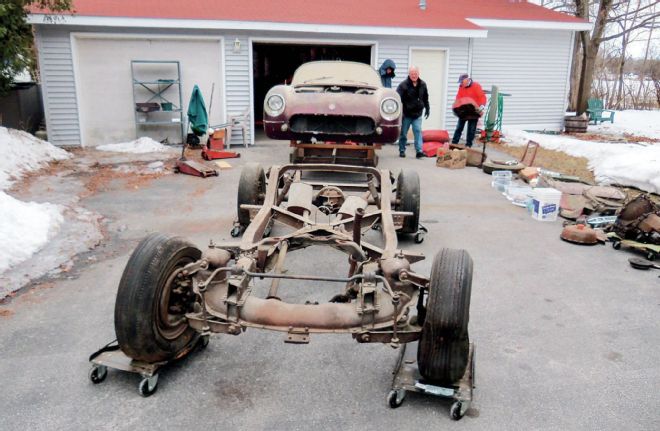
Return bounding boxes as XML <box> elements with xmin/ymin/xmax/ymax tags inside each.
<box><xmin>292</xmin><ymin>61</ymin><xmax>382</xmax><ymax>88</ymax></box>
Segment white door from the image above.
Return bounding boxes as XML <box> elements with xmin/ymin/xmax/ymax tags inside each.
<box><xmin>75</xmin><ymin>37</ymin><xmax>223</xmax><ymax>146</ymax></box>
<box><xmin>410</xmin><ymin>48</ymin><xmax>447</xmax><ymax>130</ymax></box>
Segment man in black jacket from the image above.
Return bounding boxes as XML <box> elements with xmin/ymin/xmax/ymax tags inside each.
<box><xmin>396</xmin><ymin>66</ymin><xmax>430</xmax><ymax>158</ymax></box>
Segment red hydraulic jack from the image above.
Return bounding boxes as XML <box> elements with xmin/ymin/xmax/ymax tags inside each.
<box><xmin>175</xmin><ymin>138</ymin><xmax>218</xmax><ymax>178</ymax></box>
<box><xmin>202</xmin><ymin>129</ymin><xmax>240</xmax><ymax>161</ymax></box>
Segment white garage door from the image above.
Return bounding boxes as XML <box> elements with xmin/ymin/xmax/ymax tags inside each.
<box><xmin>410</xmin><ymin>48</ymin><xmax>447</xmax><ymax>130</ymax></box>
<box><xmin>75</xmin><ymin>36</ymin><xmax>223</xmax><ymax>146</ymax></box>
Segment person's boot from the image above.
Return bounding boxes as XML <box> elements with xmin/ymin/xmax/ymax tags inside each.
<box><xmin>399</xmin><ymin>151</ymin><xmax>405</xmax><ymax>158</ymax></box>
<box><xmin>416</xmin><ymin>152</ymin><xmax>425</xmax><ymax>159</ymax></box>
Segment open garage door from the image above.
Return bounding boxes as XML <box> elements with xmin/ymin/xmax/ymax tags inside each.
<box><xmin>252</xmin><ymin>42</ymin><xmax>373</xmax><ymax>137</ymax></box>
<box><xmin>74</xmin><ymin>36</ymin><xmax>223</xmax><ymax>146</ymax></box>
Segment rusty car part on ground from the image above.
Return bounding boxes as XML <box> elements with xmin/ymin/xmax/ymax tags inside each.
<box><xmin>92</xmin><ymin>163</ymin><xmax>474</xmax><ymax>419</ymax></box>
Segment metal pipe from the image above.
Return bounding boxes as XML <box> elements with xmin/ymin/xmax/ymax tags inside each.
<box><xmin>353</xmin><ymin>207</ymin><xmax>365</xmax><ymax>246</ymax></box>
<box><xmin>267</xmin><ymin>241</ymin><xmax>289</xmax><ymax>299</ymax></box>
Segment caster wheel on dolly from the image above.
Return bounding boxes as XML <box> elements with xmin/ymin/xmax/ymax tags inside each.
<box><xmin>88</xmin><ymin>365</ymin><xmax>108</xmax><ymax>384</ymax></box>
<box><xmin>138</xmin><ymin>375</ymin><xmax>159</xmax><ymax>397</ymax></box>
<box><xmin>199</xmin><ymin>334</ymin><xmax>210</xmax><ymax>349</ymax></box>
<box><xmin>387</xmin><ymin>389</ymin><xmax>406</xmax><ymax>408</ymax></box>
<box><xmin>450</xmin><ymin>401</ymin><xmax>466</xmax><ymax>421</ymax></box>
<box><xmin>414</xmin><ymin>232</ymin><xmax>425</xmax><ymax>244</ymax></box>
<box><xmin>647</xmin><ymin>251</ymin><xmax>656</xmax><ymax>261</ymax></box>
<box><xmin>612</xmin><ymin>241</ymin><xmax>621</xmax><ymax>250</ymax></box>
<box><xmin>230</xmin><ymin>225</ymin><xmax>242</xmax><ymax>237</ymax></box>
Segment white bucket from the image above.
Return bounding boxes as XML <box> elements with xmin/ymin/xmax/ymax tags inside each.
<box><xmin>531</xmin><ymin>188</ymin><xmax>562</xmax><ymax>221</ymax></box>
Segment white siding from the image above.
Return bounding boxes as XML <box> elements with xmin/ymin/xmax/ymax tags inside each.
<box><xmin>34</xmin><ymin>25</ymin><xmax>574</xmax><ymax>145</ymax></box>
<box><xmin>471</xmin><ymin>28</ymin><xmax>573</xmax><ymax>131</ymax></box>
<box><xmin>35</xmin><ymin>26</ymin><xmax>81</xmax><ymax>146</ymax></box>
<box><xmin>224</xmin><ymin>36</ymin><xmax>252</xmax><ymax>144</ymax></box>
<box><xmin>378</xmin><ymin>37</ymin><xmax>469</xmax><ymax>130</ymax></box>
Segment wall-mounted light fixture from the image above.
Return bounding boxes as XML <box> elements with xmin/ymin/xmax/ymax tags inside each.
<box><xmin>233</xmin><ymin>38</ymin><xmax>241</xmax><ymax>53</ymax></box>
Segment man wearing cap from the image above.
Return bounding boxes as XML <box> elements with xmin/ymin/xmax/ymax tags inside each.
<box><xmin>451</xmin><ymin>74</ymin><xmax>487</xmax><ymax>148</ymax></box>
<box><xmin>396</xmin><ymin>66</ymin><xmax>430</xmax><ymax>159</ymax></box>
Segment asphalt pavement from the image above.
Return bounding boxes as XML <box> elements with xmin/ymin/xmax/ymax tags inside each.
<box><xmin>0</xmin><ymin>139</ymin><xmax>657</xmax><ymax>430</ymax></box>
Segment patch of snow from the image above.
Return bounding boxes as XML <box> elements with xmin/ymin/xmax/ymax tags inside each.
<box><xmin>0</xmin><ymin>191</ymin><xmax>65</xmax><ymax>274</ymax></box>
<box><xmin>96</xmin><ymin>137</ymin><xmax>176</xmax><ymax>154</ymax></box>
<box><xmin>0</xmin><ymin>127</ymin><xmax>71</xmax><ymax>190</ymax></box>
<box><xmin>591</xmin><ymin>110</ymin><xmax>660</xmax><ymax>140</ymax></box>
<box><xmin>503</xmin><ymin>128</ymin><xmax>660</xmax><ymax>194</ymax></box>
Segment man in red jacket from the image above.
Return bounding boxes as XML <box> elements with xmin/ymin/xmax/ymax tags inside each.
<box><xmin>451</xmin><ymin>74</ymin><xmax>487</xmax><ymax>148</ymax></box>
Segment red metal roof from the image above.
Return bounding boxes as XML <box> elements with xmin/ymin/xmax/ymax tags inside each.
<box><xmin>31</xmin><ymin>0</ymin><xmax>586</xmax><ymax>29</ymax></box>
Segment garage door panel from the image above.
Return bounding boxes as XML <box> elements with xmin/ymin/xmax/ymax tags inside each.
<box><xmin>75</xmin><ymin>38</ymin><xmax>223</xmax><ymax>146</ymax></box>
<box><xmin>410</xmin><ymin>48</ymin><xmax>447</xmax><ymax>130</ymax></box>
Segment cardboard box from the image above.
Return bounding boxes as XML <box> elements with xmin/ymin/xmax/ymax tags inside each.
<box><xmin>436</xmin><ymin>149</ymin><xmax>467</xmax><ymax>169</ymax></box>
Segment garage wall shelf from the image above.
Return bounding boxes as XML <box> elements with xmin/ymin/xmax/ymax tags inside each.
<box><xmin>131</xmin><ymin>60</ymin><xmax>185</xmax><ymax>143</ymax></box>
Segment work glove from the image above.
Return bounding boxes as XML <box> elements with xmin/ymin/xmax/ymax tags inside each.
<box><xmin>424</xmin><ymin>109</ymin><xmax>430</xmax><ymax>119</ymax></box>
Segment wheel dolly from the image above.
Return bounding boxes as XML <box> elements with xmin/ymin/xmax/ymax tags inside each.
<box><xmin>388</xmin><ymin>341</ymin><xmax>475</xmax><ymax>421</ymax></box>
<box><xmin>87</xmin><ymin>335</ymin><xmax>209</xmax><ymax>397</ymax></box>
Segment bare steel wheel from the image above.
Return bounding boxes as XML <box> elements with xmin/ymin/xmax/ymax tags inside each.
<box><xmin>114</xmin><ymin>233</ymin><xmax>201</xmax><ymax>362</ymax></box>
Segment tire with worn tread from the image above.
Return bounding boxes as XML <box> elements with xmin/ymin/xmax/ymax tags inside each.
<box><xmin>237</xmin><ymin>163</ymin><xmax>266</xmax><ymax>226</ymax></box>
<box><xmin>417</xmin><ymin>248</ymin><xmax>473</xmax><ymax>384</ymax></box>
<box><xmin>396</xmin><ymin>169</ymin><xmax>421</xmax><ymax>234</ymax></box>
<box><xmin>114</xmin><ymin>233</ymin><xmax>201</xmax><ymax>362</ymax></box>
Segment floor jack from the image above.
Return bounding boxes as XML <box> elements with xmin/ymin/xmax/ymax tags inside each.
<box><xmin>175</xmin><ymin>137</ymin><xmax>218</xmax><ymax>177</ymax></box>
<box><xmin>388</xmin><ymin>342</ymin><xmax>475</xmax><ymax>421</ymax></box>
<box><xmin>202</xmin><ymin>129</ymin><xmax>241</xmax><ymax>160</ymax></box>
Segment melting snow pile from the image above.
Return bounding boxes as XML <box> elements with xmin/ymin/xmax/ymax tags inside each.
<box><xmin>0</xmin><ymin>128</ymin><xmax>71</xmax><ymax>278</ymax></box>
<box><xmin>591</xmin><ymin>110</ymin><xmax>660</xmax><ymax>140</ymax></box>
<box><xmin>0</xmin><ymin>192</ymin><xmax>65</xmax><ymax>273</ymax></box>
<box><xmin>0</xmin><ymin>127</ymin><xmax>70</xmax><ymax>190</ymax></box>
<box><xmin>504</xmin><ymin>128</ymin><xmax>660</xmax><ymax>194</ymax></box>
<box><xmin>96</xmin><ymin>137</ymin><xmax>175</xmax><ymax>154</ymax></box>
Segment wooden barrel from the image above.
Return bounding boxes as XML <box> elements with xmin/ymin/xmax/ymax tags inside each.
<box><xmin>564</xmin><ymin>115</ymin><xmax>588</xmax><ymax>133</ymax></box>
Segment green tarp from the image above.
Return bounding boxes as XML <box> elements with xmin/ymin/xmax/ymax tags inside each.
<box><xmin>187</xmin><ymin>85</ymin><xmax>208</xmax><ymax>136</ymax></box>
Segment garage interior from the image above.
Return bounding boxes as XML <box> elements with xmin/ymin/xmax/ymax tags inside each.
<box><xmin>252</xmin><ymin>43</ymin><xmax>373</xmax><ymax>136</ymax></box>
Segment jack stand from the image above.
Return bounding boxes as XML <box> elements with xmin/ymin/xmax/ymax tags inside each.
<box><xmin>414</xmin><ymin>224</ymin><xmax>428</xmax><ymax>244</ymax></box>
<box><xmin>388</xmin><ymin>341</ymin><xmax>475</xmax><ymax>421</ymax></box>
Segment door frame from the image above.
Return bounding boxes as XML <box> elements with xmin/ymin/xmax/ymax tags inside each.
<box><xmin>249</xmin><ymin>37</ymin><xmax>378</xmax><ymax>145</ymax></box>
<box><xmin>408</xmin><ymin>46</ymin><xmax>450</xmax><ymax>129</ymax></box>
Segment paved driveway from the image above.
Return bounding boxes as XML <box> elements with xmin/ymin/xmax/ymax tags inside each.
<box><xmin>1</xmin><ymin>140</ymin><xmax>657</xmax><ymax>430</ymax></box>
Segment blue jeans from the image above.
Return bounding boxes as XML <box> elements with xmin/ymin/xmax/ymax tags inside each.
<box><xmin>398</xmin><ymin>115</ymin><xmax>423</xmax><ymax>154</ymax></box>
<box><xmin>452</xmin><ymin>117</ymin><xmax>478</xmax><ymax>147</ymax></box>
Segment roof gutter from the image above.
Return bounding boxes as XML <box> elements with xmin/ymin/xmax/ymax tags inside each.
<box><xmin>27</xmin><ymin>14</ymin><xmax>489</xmax><ymax>38</ymax></box>
<box><xmin>467</xmin><ymin>18</ymin><xmax>593</xmax><ymax>31</ymax></box>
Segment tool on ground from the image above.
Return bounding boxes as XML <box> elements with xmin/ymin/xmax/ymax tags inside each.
<box><xmin>202</xmin><ymin>128</ymin><xmax>241</xmax><ymax>160</ymax></box>
<box><xmin>628</xmin><ymin>257</ymin><xmax>660</xmax><ymax>272</ymax></box>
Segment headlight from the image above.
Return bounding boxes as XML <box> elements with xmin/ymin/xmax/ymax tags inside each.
<box><xmin>381</xmin><ymin>98</ymin><xmax>399</xmax><ymax>116</ymax></box>
<box><xmin>266</xmin><ymin>94</ymin><xmax>285</xmax><ymax>115</ymax></box>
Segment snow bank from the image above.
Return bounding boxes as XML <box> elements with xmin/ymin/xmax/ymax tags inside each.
<box><xmin>96</xmin><ymin>137</ymin><xmax>175</xmax><ymax>154</ymax></box>
<box><xmin>504</xmin><ymin>128</ymin><xmax>660</xmax><ymax>194</ymax></box>
<box><xmin>0</xmin><ymin>191</ymin><xmax>64</xmax><ymax>274</ymax></box>
<box><xmin>591</xmin><ymin>110</ymin><xmax>660</xmax><ymax>140</ymax></box>
<box><xmin>0</xmin><ymin>127</ymin><xmax>70</xmax><ymax>190</ymax></box>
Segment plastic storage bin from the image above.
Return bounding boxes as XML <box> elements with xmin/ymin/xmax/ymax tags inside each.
<box><xmin>531</xmin><ymin>188</ymin><xmax>562</xmax><ymax>221</ymax></box>
<box><xmin>491</xmin><ymin>170</ymin><xmax>512</xmax><ymax>192</ymax></box>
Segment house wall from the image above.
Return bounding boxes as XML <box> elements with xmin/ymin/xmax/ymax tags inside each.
<box><xmin>471</xmin><ymin>28</ymin><xmax>574</xmax><ymax>131</ymax></box>
<box><xmin>35</xmin><ymin>24</ymin><xmax>573</xmax><ymax>147</ymax></box>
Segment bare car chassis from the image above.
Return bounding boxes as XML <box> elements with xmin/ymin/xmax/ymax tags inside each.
<box><xmin>90</xmin><ymin>163</ymin><xmax>474</xmax><ymax>419</ymax></box>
